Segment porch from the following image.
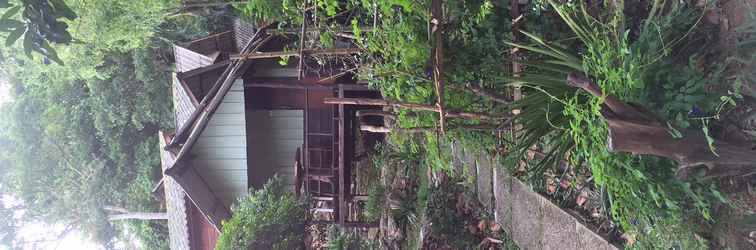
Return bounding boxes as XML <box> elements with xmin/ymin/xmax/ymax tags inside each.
<box><xmin>244</xmin><ymin>77</ymin><xmax>381</xmax><ymax>228</ymax></box>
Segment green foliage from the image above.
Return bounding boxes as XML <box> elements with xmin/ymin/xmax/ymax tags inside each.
<box><xmin>0</xmin><ymin>0</ymin><xmax>77</xmax><ymax>64</ymax></box>
<box><xmin>425</xmin><ymin>181</ymin><xmax>476</xmax><ymax>249</ymax></box>
<box><xmin>216</xmin><ymin>176</ymin><xmax>307</xmax><ymax>250</ymax></box>
<box><xmin>503</xmin><ymin>1</ymin><xmax>738</xmax><ymax>248</ymax></box>
<box><xmin>326</xmin><ymin>226</ymin><xmax>377</xmax><ymax>250</ymax></box>
<box><xmin>364</xmin><ymin>182</ymin><xmax>385</xmax><ymax>221</ymax></box>
<box><xmin>235</xmin><ymin>0</ymin><xmax>304</xmax><ymax>25</ymax></box>
<box><xmin>733</xmin><ymin>1</ymin><xmax>756</xmax><ymax>97</ymax></box>
<box><xmin>0</xmin><ymin>0</ymin><xmax>233</xmax><ymax>247</ymax></box>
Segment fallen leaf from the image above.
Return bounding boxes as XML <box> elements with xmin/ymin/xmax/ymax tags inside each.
<box><xmin>478</xmin><ymin>219</ymin><xmax>488</xmax><ymax>232</ymax></box>
<box><xmin>591</xmin><ymin>207</ymin><xmax>601</xmax><ymax>218</ymax></box>
<box><xmin>489</xmin><ymin>221</ymin><xmax>501</xmax><ymax>232</ymax></box>
<box><xmin>546</xmin><ymin>183</ymin><xmax>557</xmax><ymax>194</ymax></box>
<box><xmin>576</xmin><ymin>191</ymin><xmax>589</xmax><ymax>207</ymax></box>
<box><xmin>621</xmin><ymin>233</ymin><xmax>636</xmax><ymax>246</ymax></box>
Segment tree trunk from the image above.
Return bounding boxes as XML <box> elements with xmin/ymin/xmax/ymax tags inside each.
<box><xmin>567</xmin><ymin>72</ymin><xmax>756</xmax><ymax>180</ymax></box>
<box><xmin>107</xmin><ymin>212</ymin><xmax>168</xmax><ymax>221</ymax></box>
<box><xmin>104</xmin><ymin>206</ymin><xmax>168</xmax><ymax>221</ymax></box>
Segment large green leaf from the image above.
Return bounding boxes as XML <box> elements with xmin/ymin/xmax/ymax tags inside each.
<box><xmin>1</xmin><ymin>5</ymin><xmax>20</xmax><ymax>20</ymax></box>
<box><xmin>0</xmin><ymin>18</ymin><xmax>22</xmax><ymax>30</ymax></box>
<box><xmin>49</xmin><ymin>0</ymin><xmax>77</xmax><ymax>20</ymax></box>
<box><xmin>6</xmin><ymin>26</ymin><xmax>23</xmax><ymax>46</ymax></box>
<box><xmin>39</xmin><ymin>39</ymin><xmax>63</xmax><ymax>65</ymax></box>
<box><xmin>22</xmin><ymin>29</ymin><xmax>32</xmax><ymax>57</ymax></box>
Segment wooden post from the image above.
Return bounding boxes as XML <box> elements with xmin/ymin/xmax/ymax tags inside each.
<box><xmin>323</xmin><ymin>97</ymin><xmax>506</xmax><ymax>121</ymax></box>
<box><xmin>337</xmin><ymin>88</ymin><xmax>346</xmax><ymax>226</ymax></box>
<box><xmin>431</xmin><ymin>0</ymin><xmax>446</xmax><ymax>134</ymax></box>
<box><xmin>297</xmin><ymin>1</ymin><xmax>309</xmax><ymax>80</ymax></box>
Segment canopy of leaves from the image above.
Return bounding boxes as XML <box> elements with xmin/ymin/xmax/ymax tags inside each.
<box><xmin>0</xmin><ymin>0</ymin><xmax>233</xmax><ymax>248</ymax></box>
<box><xmin>216</xmin><ymin>176</ymin><xmax>307</xmax><ymax>250</ymax></box>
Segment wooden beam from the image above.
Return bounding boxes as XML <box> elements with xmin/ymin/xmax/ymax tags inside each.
<box><xmin>361</xmin><ymin>124</ymin><xmax>509</xmax><ymax>134</ymax></box>
<box><xmin>323</xmin><ymin>97</ymin><xmax>506</xmax><ymax>121</ymax></box>
<box><xmin>231</xmin><ymin>48</ymin><xmax>362</xmax><ymax>60</ymax></box>
<box><xmin>176</xmin><ymin>61</ymin><xmax>231</xmax><ymax>79</ymax></box>
<box><xmin>245</xmin><ymin>82</ymin><xmax>333</xmax><ymax>90</ymax></box>
<box><xmin>304</xmin><ymin>89</ymin><xmax>309</xmax><ymax>195</ymax></box>
<box><xmin>431</xmin><ymin>0</ymin><xmax>446</xmax><ymax>134</ymax></box>
<box><xmin>356</xmin><ymin>110</ymin><xmax>396</xmax><ymax>119</ymax></box>
<box><xmin>297</xmin><ymin>1</ymin><xmax>309</xmax><ymax>80</ymax></box>
<box><xmin>337</xmin><ymin>87</ymin><xmax>346</xmax><ymax>226</ymax></box>
<box><xmin>244</xmin><ymin>82</ymin><xmax>371</xmax><ymax>91</ymax></box>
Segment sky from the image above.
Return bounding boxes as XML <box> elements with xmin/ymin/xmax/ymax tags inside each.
<box><xmin>1</xmin><ymin>196</ymin><xmax>100</xmax><ymax>250</ymax></box>
<box><xmin>0</xmin><ymin>76</ymin><xmax>8</xmax><ymax>105</ymax></box>
<box><xmin>0</xmin><ymin>82</ymin><xmax>102</xmax><ymax>250</ymax></box>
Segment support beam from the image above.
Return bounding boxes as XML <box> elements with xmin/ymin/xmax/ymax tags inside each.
<box><xmin>244</xmin><ymin>82</ymin><xmax>370</xmax><ymax>91</ymax></box>
<box><xmin>323</xmin><ymin>97</ymin><xmax>506</xmax><ymax>121</ymax></box>
<box><xmin>176</xmin><ymin>61</ymin><xmax>231</xmax><ymax>79</ymax></box>
<box><xmin>231</xmin><ymin>48</ymin><xmax>362</xmax><ymax>60</ymax></box>
<box><xmin>361</xmin><ymin>124</ymin><xmax>509</xmax><ymax>134</ymax></box>
<box><xmin>297</xmin><ymin>1</ymin><xmax>309</xmax><ymax>80</ymax></box>
<box><xmin>431</xmin><ymin>0</ymin><xmax>446</xmax><ymax>133</ymax></box>
<box><xmin>245</xmin><ymin>82</ymin><xmax>333</xmax><ymax>90</ymax></box>
<box><xmin>337</xmin><ymin>88</ymin><xmax>346</xmax><ymax>226</ymax></box>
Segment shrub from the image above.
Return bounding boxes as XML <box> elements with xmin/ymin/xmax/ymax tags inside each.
<box><xmin>216</xmin><ymin>176</ymin><xmax>307</xmax><ymax>250</ymax></box>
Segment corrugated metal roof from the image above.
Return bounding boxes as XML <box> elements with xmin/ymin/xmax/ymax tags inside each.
<box><xmin>233</xmin><ymin>19</ymin><xmax>258</xmax><ymax>52</ymax></box>
<box><xmin>174</xmin><ymin>45</ymin><xmax>215</xmax><ymax>73</ymax></box>
<box><xmin>159</xmin><ymin>133</ymin><xmax>191</xmax><ymax>250</ymax></box>
<box><xmin>185</xmin><ymin>31</ymin><xmax>238</xmax><ymax>56</ymax></box>
<box><xmin>172</xmin><ymin>74</ymin><xmax>198</xmax><ymax>132</ymax></box>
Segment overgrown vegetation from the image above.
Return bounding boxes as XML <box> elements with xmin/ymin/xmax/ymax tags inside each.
<box><xmin>216</xmin><ymin>176</ymin><xmax>307</xmax><ymax>250</ymax></box>
<box><xmin>504</xmin><ymin>1</ymin><xmax>751</xmax><ymax>248</ymax></box>
<box><xmin>0</xmin><ymin>0</ymin><xmax>750</xmax><ymax>248</ymax></box>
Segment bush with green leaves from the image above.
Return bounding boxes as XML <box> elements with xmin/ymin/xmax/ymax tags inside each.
<box><xmin>216</xmin><ymin>176</ymin><xmax>307</xmax><ymax>250</ymax></box>
<box><xmin>326</xmin><ymin>226</ymin><xmax>377</xmax><ymax>250</ymax></box>
<box><xmin>504</xmin><ymin>1</ymin><xmax>735</xmax><ymax>248</ymax></box>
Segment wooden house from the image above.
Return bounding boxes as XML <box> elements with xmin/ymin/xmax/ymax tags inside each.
<box><xmin>157</xmin><ymin>21</ymin><xmax>381</xmax><ymax>250</ymax></box>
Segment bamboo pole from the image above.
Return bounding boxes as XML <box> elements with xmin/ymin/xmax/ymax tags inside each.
<box><xmin>297</xmin><ymin>1</ymin><xmax>309</xmax><ymax>80</ymax></box>
<box><xmin>356</xmin><ymin>110</ymin><xmax>397</xmax><ymax>119</ymax></box>
<box><xmin>231</xmin><ymin>48</ymin><xmax>362</xmax><ymax>60</ymax></box>
<box><xmin>361</xmin><ymin>124</ymin><xmax>509</xmax><ymax>134</ymax></box>
<box><xmin>323</xmin><ymin>97</ymin><xmax>506</xmax><ymax>121</ymax></box>
<box><xmin>431</xmin><ymin>0</ymin><xmax>446</xmax><ymax>133</ymax></box>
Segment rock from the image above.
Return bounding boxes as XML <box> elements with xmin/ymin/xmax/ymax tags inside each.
<box><xmin>476</xmin><ymin>154</ymin><xmax>494</xmax><ymax>210</ymax></box>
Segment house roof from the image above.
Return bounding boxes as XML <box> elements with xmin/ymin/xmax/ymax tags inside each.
<box><xmin>159</xmin><ymin>22</ymin><xmax>271</xmax><ymax>243</ymax></box>
<box><xmin>164</xmin><ymin>25</ymin><xmax>271</xmax><ymax>174</ymax></box>
<box><xmin>172</xmin><ymin>74</ymin><xmax>199</xmax><ymax>130</ymax></box>
<box><xmin>159</xmin><ymin>132</ymin><xmax>191</xmax><ymax>250</ymax></box>
<box><xmin>182</xmin><ymin>31</ymin><xmax>238</xmax><ymax>57</ymax></box>
<box><xmin>174</xmin><ymin>45</ymin><xmax>216</xmax><ymax>73</ymax></box>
